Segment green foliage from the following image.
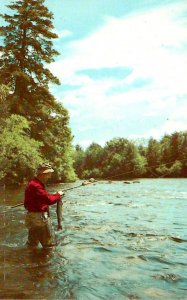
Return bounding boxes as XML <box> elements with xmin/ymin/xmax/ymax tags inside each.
<box><xmin>35</xmin><ymin>101</ymin><xmax>77</xmax><ymax>182</ymax></box>
<box><xmin>0</xmin><ymin>84</ymin><xmax>11</xmax><ymax>125</ymax></box>
<box><xmin>0</xmin><ymin>0</ymin><xmax>60</xmax><ymax>101</ymax></box>
<box><xmin>146</xmin><ymin>138</ymin><xmax>161</xmax><ymax>177</ymax></box>
<box><xmin>101</xmin><ymin>138</ymin><xmax>146</xmax><ymax>179</ymax></box>
<box><xmin>73</xmin><ymin>145</ymin><xmax>86</xmax><ymax>178</ymax></box>
<box><xmin>169</xmin><ymin>160</ymin><xmax>182</xmax><ymax>177</ymax></box>
<box><xmin>159</xmin><ymin>132</ymin><xmax>187</xmax><ymax>177</ymax></box>
<box><xmin>74</xmin><ymin>138</ymin><xmax>146</xmax><ymax>180</ymax></box>
<box><xmin>156</xmin><ymin>161</ymin><xmax>182</xmax><ymax>178</ymax></box>
<box><xmin>85</xmin><ymin>143</ymin><xmax>103</xmax><ymax>167</ymax></box>
<box><xmin>0</xmin><ymin>115</ymin><xmax>43</xmax><ymax>184</ymax></box>
<box><xmin>0</xmin><ymin>0</ymin><xmax>76</xmax><ymax>183</ymax></box>
<box><xmin>73</xmin><ymin>143</ymin><xmax>104</xmax><ymax>179</ymax></box>
<box><xmin>73</xmin><ymin>133</ymin><xmax>187</xmax><ymax>180</ymax></box>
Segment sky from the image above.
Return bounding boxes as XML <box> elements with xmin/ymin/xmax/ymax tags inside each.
<box><xmin>1</xmin><ymin>0</ymin><xmax>187</xmax><ymax>148</ymax></box>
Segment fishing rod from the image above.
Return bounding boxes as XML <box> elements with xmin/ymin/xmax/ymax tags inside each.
<box><xmin>9</xmin><ymin>178</ymin><xmax>96</xmax><ymax>209</ymax></box>
<box><xmin>4</xmin><ymin>156</ymin><xmax>187</xmax><ymax>209</ymax></box>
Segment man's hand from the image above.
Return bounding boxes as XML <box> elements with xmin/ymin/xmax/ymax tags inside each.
<box><xmin>58</xmin><ymin>191</ymin><xmax>65</xmax><ymax>197</ymax></box>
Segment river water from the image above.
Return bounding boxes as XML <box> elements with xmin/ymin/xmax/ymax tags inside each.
<box><xmin>0</xmin><ymin>179</ymin><xmax>187</xmax><ymax>300</ymax></box>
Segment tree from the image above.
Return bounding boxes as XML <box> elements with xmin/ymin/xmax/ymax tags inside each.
<box><xmin>0</xmin><ymin>0</ymin><xmax>76</xmax><ymax>182</ymax></box>
<box><xmin>73</xmin><ymin>134</ymin><xmax>187</xmax><ymax>180</ymax></box>
<box><xmin>84</xmin><ymin>143</ymin><xmax>103</xmax><ymax>169</ymax></box>
<box><xmin>99</xmin><ymin>138</ymin><xmax>127</xmax><ymax>178</ymax></box>
<box><xmin>0</xmin><ymin>115</ymin><xmax>43</xmax><ymax>184</ymax></box>
<box><xmin>0</xmin><ymin>0</ymin><xmax>60</xmax><ymax>115</ymax></box>
<box><xmin>0</xmin><ymin>84</ymin><xmax>11</xmax><ymax>129</ymax></box>
<box><xmin>160</xmin><ymin>135</ymin><xmax>172</xmax><ymax>164</ymax></box>
<box><xmin>101</xmin><ymin>138</ymin><xmax>146</xmax><ymax>179</ymax></box>
<box><xmin>146</xmin><ymin>138</ymin><xmax>161</xmax><ymax>177</ymax></box>
<box><xmin>179</xmin><ymin>132</ymin><xmax>187</xmax><ymax>176</ymax></box>
<box><xmin>73</xmin><ymin>145</ymin><xmax>86</xmax><ymax>178</ymax></box>
<box><xmin>82</xmin><ymin>143</ymin><xmax>104</xmax><ymax>179</ymax></box>
<box><xmin>158</xmin><ymin>132</ymin><xmax>187</xmax><ymax>177</ymax></box>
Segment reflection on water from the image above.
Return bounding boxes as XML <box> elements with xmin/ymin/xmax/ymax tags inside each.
<box><xmin>0</xmin><ymin>179</ymin><xmax>187</xmax><ymax>299</ymax></box>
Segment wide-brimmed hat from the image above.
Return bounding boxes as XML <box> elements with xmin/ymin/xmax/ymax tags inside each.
<box><xmin>37</xmin><ymin>163</ymin><xmax>54</xmax><ymax>174</ymax></box>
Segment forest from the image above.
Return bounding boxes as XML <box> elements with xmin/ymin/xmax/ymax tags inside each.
<box><xmin>0</xmin><ymin>0</ymin><xmax>186</xmax><ymax>185</ymax></box>
<box><xmin>73</xmin><ymin>133</ymin><xmax>187</xmax><ymax>180</ymax></box>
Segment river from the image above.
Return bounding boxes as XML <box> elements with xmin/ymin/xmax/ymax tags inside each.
<box><xmin>0</xmin><ymin>179</ymin><xmax>187</xmax><ymax>300</ymax></box>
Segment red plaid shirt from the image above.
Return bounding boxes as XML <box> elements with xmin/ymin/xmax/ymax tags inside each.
<box><xmin>24</xmin><ymin>177</ymin><xmax>61</xmax><ymax>212</ymax></box>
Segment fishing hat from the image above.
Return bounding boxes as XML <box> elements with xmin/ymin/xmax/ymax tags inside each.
<box><xmin>37</xmin><ymin>163</ymin><xmax>54</xmax><ymax>174</ymax></box>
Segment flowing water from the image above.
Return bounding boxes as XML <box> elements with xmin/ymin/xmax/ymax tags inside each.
<box><xmin>0</xmin><ymin>179</ymin><xmax>187</xmax><ymax>300</ymax></box>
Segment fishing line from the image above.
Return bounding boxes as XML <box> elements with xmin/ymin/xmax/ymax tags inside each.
<box><xmin>2</xmin><ymin>156</ymin><xmax>187</xmax><ymax>211</ymax></box>
<box><xmin>6</xmin><ymin>180</ymin><xmax>95</xmax><ymax>209</ymax></box>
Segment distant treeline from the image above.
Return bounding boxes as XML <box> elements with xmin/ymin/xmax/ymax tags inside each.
<box><xmin>73</xmin><ymin>133</ymin><xmax>187</xmax><ymax>180</ymax></box>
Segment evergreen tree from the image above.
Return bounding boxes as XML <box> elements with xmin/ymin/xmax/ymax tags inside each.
<box><xmin>0</xmin><ymin>0</ymin><xmax>60</xmax><ymax>116</ymax></box>
<box><xmin>0</xmin><ymin>0</ymin><xmax>76</xmax><ymax>182</ymax></box>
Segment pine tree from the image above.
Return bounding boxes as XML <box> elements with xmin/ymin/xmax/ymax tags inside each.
<box><xmin>0</xmin><ymin>0</ymin><xmax>77</xmax><ymax>182</ymax></box>
<box><xmin>0</xmin><ymin>0</ymin><xmax>60</xmax><ymax>116</ymax></box>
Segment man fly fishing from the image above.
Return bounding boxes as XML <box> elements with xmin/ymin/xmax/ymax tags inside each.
<box><xmin>24</xmin><ymin>163</ymin><xmax>64</xmax><ymax>249</ymax></box>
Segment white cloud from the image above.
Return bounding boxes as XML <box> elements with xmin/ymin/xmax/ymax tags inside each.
<box><xmin>144</xmin><ymin>119</ymin><xmax>187</xmax><ymax>140</ymax></box>
<box><xmin>170</xmin><ymin>104</ymin><xmax>187</xmax><ymax>123</ymax></box>
<box><xmin>49</xmin><ymin>2</ymin><xmax>187</xmax><ymax>145</ymax></box>
<box><xmin>51</xmin><ymin>2</ymin><xmax>187</xmax><ymax>78</ymax></box>
<box><xmin>163</xmin><ymin>119</ymin><xmax>187</xmax><ymax>133</ymax></box>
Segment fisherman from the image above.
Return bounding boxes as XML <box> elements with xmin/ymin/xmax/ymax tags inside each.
<box><xmin>24</xmin><ymin>163</ymin><xmax>64</xmax><ymax>248</ymax></box>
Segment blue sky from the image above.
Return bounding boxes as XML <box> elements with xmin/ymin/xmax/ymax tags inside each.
<box><xmin>1</xmin><ymin>0</ymin><xmax>187</xmax><ymax>148</ymax></box>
